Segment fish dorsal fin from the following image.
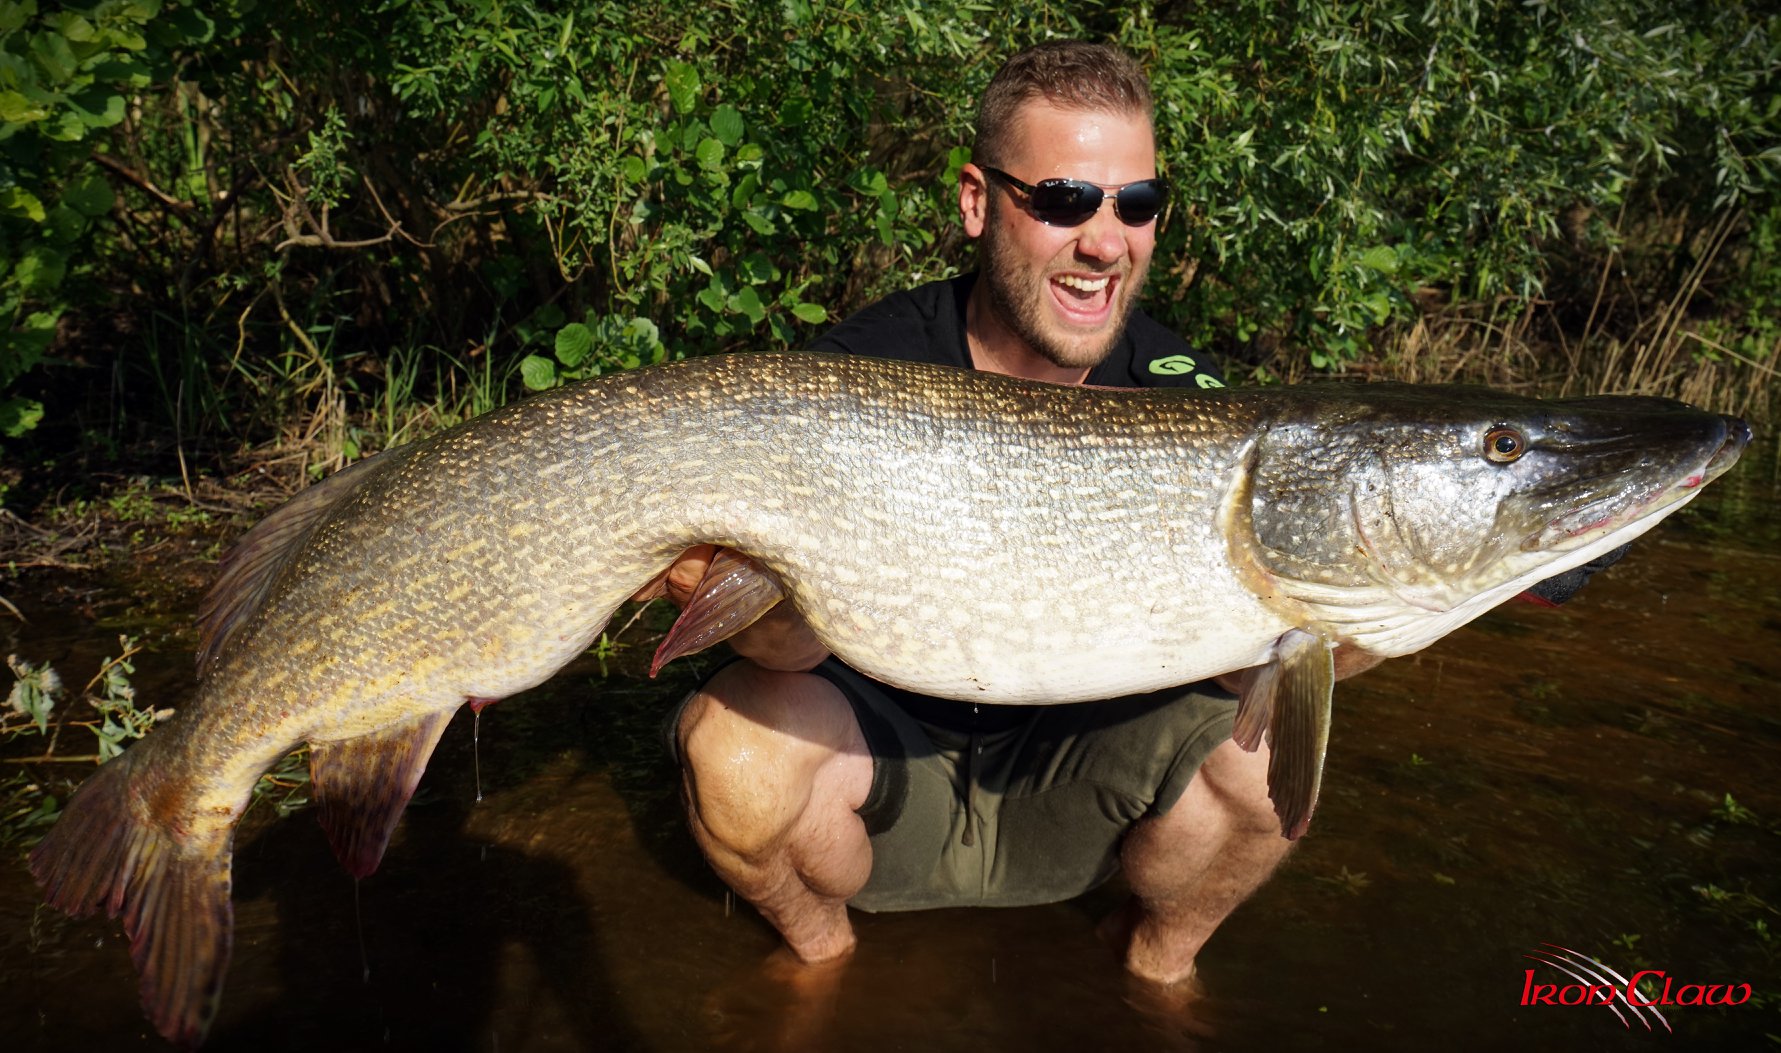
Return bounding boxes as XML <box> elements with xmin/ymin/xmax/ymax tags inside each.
<box><xmin>309</xmin><ymin>710</ymin><xmax>454</xmax><ymax>879</ymax></box>
<box><xmin>1240</xmin><ymin>628</ymin><xmax>1335</xmax><ymax>840</ymax></box>
<box><xmin>196</xmin><ymin>452</ymin><xmax>396</xmax><ymax>676</ymax></box>
<box><xmin>649</xmin><ymin>547</ymin><xmax>786</xmax><ymax>676</ymax></box>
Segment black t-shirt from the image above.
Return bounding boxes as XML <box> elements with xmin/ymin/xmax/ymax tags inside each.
<box><xmin>807</xmin><ymin>272</ymin><xmax>1224</xmax><ymax>389</ymax></box>
<box><xmin>804</xmin><ymin>273</ymin><xmax>1221</xmax><ymax>730</ymax></box>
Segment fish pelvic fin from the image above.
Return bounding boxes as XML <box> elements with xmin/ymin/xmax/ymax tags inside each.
<box><xmin>649</xmin><ymin>547</ymin><xmax>786</xmax><ymax>677</ymax></box>
<box><xmin>196</xmin><ymin>451</ymin><xmax>399</xmax><ymax>676</ymax></box>
<box><xmin>29</xmin><ymin>749</ymin><xmax>234</xmax><ymax>1048</ymax></box>
<box><xmin>1248</xmin><ymin>628</ymin><xmax>1335</xmax><ymax>841</ymax></box>
<box><xmin>310</xmin><ymin>710</ymin><xmax>454</xmax><ymax>879</ymax></box>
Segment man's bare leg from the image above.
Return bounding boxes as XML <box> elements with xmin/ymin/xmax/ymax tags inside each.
<box><xmin>1113</xmin><ymin>737</ymin><xmax>1293</xmax><ymax>985</ymax></box>
<box><xmin>677</xmin><ymin>661</ymin><xmax>874</xmax><ymax>962</ymax></box>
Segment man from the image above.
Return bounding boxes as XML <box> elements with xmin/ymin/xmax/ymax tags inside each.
<box><xmin>653</xmin><ymin>41</ymin><xmax>1279</xmax><ymax>989</ymax></box>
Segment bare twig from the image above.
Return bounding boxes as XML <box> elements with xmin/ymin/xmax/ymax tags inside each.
<box><xmin>90</xmin><ymin>152</ymin><xmax>197</xmax><ymax>217</ymax></box>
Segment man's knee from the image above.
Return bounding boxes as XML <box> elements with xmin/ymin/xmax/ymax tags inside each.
<box><xmin>676</xmin><ymin>663</ymin><xmax>867</xmax><ymax>859</ymax></box>
<box><xmin>1142</xmin><ymin>737</ymin><xmax>1282</xmax><ymax>850</ymax></box>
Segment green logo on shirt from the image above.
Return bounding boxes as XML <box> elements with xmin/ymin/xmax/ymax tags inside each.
<box><xmin>1149</xmin><ymin>354</ymin><xmax>1197</xmax><ymax>375</ymax></box>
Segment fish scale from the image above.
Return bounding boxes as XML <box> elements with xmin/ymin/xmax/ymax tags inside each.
<box><xmin>28</xmin><ymin>352</ymin><xmax>1748</xmax><ymax>1048</ymax></box>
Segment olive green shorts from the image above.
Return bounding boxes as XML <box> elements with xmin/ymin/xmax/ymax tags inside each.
<box><xmin>674</xmin><ymin>658</ymin><xmax>1238</xmax><ymax>913</ymax></box>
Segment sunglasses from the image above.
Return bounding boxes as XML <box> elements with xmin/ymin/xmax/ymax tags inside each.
<box><xmin>979</xmin><ymin>166</ymin><xmax>1169</xmax><ymax>227</ymax></box>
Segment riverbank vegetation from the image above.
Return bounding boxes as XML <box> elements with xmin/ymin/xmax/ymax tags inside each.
<box><xmin>2</xmin><ymin>0</ymin><xmax>1776</xmax><ymax>502</ymax></box>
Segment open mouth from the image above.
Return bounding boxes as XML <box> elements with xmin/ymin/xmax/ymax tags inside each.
<box><xmin>1049</xmin><ymin>272</ymin><xmax>1117</xmax><ymax>325</ymax></box>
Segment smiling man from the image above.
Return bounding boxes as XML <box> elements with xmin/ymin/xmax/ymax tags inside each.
<box><xmin>660</xmin><ymin>41</ymin><xmax>1279</xmax><ymax>991</ymax></box>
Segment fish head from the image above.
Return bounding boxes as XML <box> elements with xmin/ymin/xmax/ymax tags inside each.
<box><xmin>1238</xmin><ymin>385</ymin><xmax>1750</xmax><ymax>655</ymax></box>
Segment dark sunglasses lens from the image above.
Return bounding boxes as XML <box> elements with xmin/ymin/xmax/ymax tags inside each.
<box><xmin>1114</xmin><ymin>180</ymin><xmax>1166</xmax><ymax>224</ymax></box>
<box><xmin>1028</xmin><ymin>181</ymin><xmax>1103</xmax><ymax>226</ymax></box>
<box><xmin>1025</xmin><ymin>179</ymin><xmax>1166</xmax><ymax>226</ymax></box>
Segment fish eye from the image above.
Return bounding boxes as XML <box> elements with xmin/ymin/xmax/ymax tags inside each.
<box><xmin>1483</xmin><ymin>427</ymin><xmax>1526</xmax><ymax>463</ymax></box>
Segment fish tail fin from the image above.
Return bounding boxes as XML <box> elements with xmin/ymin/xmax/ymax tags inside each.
<box><xmin>310</xmin><ymin>710</ymin><xmax>455</xmax><ymax>879</ymax></box>
<box><xmin>29</xmin><ymin>750</ymin><xmax>234</xmax><ymax>1048</ymax></box>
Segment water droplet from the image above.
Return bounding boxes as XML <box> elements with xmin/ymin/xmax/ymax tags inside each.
<box><xmin>354</xmin><ymin>878</ymin><xmax>371</xmax><ymax>984</ymax></box>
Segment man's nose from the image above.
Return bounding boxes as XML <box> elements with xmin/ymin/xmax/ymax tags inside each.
<box><xmin>1074</xmin><ymin>202</ymin><xmax>1128</xmax><ymax>263</ymax></box>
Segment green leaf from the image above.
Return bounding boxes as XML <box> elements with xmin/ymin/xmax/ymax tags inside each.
<box><xmin>13</xmin><ymin>247</ymin><xmax>67</xmax><ymax>293</ymax></box>
<box><xmin>730</xmin><ymin>286</ymin><xmax>766</xmax><ymax>325</ymax></box>
<box><xmin>738</xmin><ymin>251</ymin><xmax>774</xmax><ymax>284</ymax></box>
<box><xmin>664</xmin><ymin>61</ymin><xmax>700</xmax><ymax>115</ymax></box>
<box><xmin>741</xmin><ymin>209</ymin><xmax>774</xmax><ymax>235</ymax></box>
<box><xmin>1357</xmin><ymin>246</ymin><xmax>1399</xmax><ymax>274</ymax></box>
<box><xmin>554</xmin><ymin>322</ymin><xmax>594</xmax><ymax>367</ymax></box>
<box><xmin>695</xmin><ymin>136</ymin><xmax>725</xmax><ymax>168</ymax></box>
<box><xmin>62</xmin><ymin>172</ymin><xmax>114</xmax><ymax>217</ymax></box>
<box><xmin>622</xmin><ymin>155</ymin><xmax>647</xmax><ymax>184</ymax></box>
<box><xmin>30</xmin><ymin>32</ymin><xmax>78</xmax><ymax>83</ymax></box>
<box><xmin>0</xmin><ymin>91</ymin><xmax>49</xmax><ymax>124</ymax></box>
<box><xmin>781</xmin><ymin>189</ymin><xmax>817</xmax><ymax>210</ymax></box>
<box><xmin>731</xmin><ymin>172</ymin><xmax>759</xmax><ymax>210</ymax></box>
<box><xmin>0</xmin><ymin>187</ymin><xmax>46</xmax><ymax>222</ymax></box>
<box><xmin>57</xmin><ymin>14</ymin><xmax>97</xmax><ymax>43</ymax></box>
<box><xmin>711</xmin><ymin>105</ymin><xmax>744</xmax><ymax>147</ymax></box>
<box><xmin>791</xmin><ymin>302</ymin><xmax>827</xmax><ymax>324</ymax></box>
<box><xmin>164</xmin><ymin>6</ymin><xmax>217</xmax><ymax>45</ymax></box>
<box><xmin>69</xmin><ymin>90</ymin><xmax>126</xmax><ymax>129</ymax></box>
<box><xmin>0</xmin><ymin>397</ymin><xmax>44</xmax><ymax>438</ymax></box>
<box><xmin>44</xmin><ymin>204</ymin><xmax>87</xmax><ymax>245</ymax></box>
<box><xmin>520</xmin><ymin>354</ymin><xmax>558</xmax><ymax>390</ymax></box>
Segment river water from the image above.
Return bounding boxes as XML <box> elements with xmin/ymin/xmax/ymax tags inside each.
<box><xmin>1</xmin><ymin>441</ymin><xmax>1776</xmax><ymax>1052</ymax></box>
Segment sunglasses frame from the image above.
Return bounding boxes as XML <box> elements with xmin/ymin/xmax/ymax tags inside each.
<box><xmin>978</xmin><ymin>165</ymin><xmax>1169</xmax><ymax>228</ymax></box>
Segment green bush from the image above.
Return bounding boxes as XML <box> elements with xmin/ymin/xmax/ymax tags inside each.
<box><xmin>1136</xmin><ymin>0</ymin><xmax>1779</xmax><ymax>366</ymax></box>
<box><xmin>0</xmin><ymin>0</ymin><xmax>1774</xmax><ymax>448</ymax></box>
<box><xmin>0</xmin><ymin>0</ymin><xmax>216</xmax><ymax>437</ymax></box>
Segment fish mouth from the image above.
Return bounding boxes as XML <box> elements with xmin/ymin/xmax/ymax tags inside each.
<box><xmin>1532</xmin><ymin>413</ymin><xmax>1750</xmax><ymax>548</ymax></box>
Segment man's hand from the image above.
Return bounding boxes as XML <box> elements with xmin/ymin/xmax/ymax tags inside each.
<box><xmin>635</xmin><ymin>545</ymin><xmax>831</xmax><ymax>673</ymax></box>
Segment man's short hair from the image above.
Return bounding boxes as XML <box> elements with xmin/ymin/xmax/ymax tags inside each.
<box><xmin>972</xmin><ymin>41</ymin><xmax>1154</xmax><ymax>168</ymax></box>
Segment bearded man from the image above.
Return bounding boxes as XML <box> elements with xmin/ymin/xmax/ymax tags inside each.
<box><xmin>652</xmin><ymin>41</ymin><xmax>1278</xmax><ymax>991</ymax></box>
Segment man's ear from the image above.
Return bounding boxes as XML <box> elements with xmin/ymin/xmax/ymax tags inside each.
<box><xmin>959</xmin><ymin>163</ymin><xmax>990</xmax><ymax>238</ymax></box>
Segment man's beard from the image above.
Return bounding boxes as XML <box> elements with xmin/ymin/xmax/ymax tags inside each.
<box><xmin>978</xmin><ymin>203</ymin><xmax>1148</xmax><ymax>370</ymax></box>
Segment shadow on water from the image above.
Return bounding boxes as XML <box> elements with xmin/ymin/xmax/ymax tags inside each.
<box><xmin>2</xmin><ymin>438</ymin><xmax>1779</xmax><ymax>1051</ymax></box>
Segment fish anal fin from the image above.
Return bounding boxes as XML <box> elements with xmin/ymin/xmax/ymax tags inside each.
<box><xmin>197</xmin><ymin>451</ymin><xmax>397</xmax><ymax>676</ymax></box>
<box><xmin>649</xmin><ymin>547</ymin><xmax>786</xmax><ymax>677</ymax></box>
<box><xmin>29</xmin><ymin>749</ymin><xmax>234</xmax><ymax>1048</ymax></box>
<box><xmin>310</xmin><ymin>710</ymin><xmax>453</xmax><ymax>880</ymax></box>
<box><xmin>1263</xmin><ymin>628</ymin><xmax>1335</xmax><ymax>841</ymax></box>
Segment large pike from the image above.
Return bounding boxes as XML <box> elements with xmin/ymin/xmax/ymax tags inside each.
<box><xmin>30</xmin><ymin>352</ymin><xmax>1747</xmax><ymax>1045</ymax></box>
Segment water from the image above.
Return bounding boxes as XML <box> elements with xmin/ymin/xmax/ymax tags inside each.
<box><xmin>2</xmin><ymin>445</ymin><xmax>1777</xmax><ymax>1052</ymax></box>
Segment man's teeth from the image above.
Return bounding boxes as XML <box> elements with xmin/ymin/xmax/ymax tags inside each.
<box><xmin>1054</xmin><ymin>274</ymin><xmax>1109</xmax><ymax>293</ymax></box>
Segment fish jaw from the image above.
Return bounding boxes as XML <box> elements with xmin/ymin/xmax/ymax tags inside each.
<box><xmin>1530</xmin><ymin>413</ymin><xmax>1749</xmax><ymax>549</ymax></box>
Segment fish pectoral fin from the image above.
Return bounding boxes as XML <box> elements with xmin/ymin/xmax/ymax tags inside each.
<box><xmin>310</xmin><ymin>710</ymin><xmax>454</xmax><ymax>879</ymax></box>
<box><xmin>1262</xmin><ymin>628</ymin><xmax>1335</xmax><ymax>841</ymax></box>
<box><xmin>649</xmin><ymin>547</ymin><xmax>786</xmax><ymax>676</ymax></box>
<box><xmin>1231</xmin><ymin>662</ymin><xmax>1277</xmax><ymax>752</ymax></box>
